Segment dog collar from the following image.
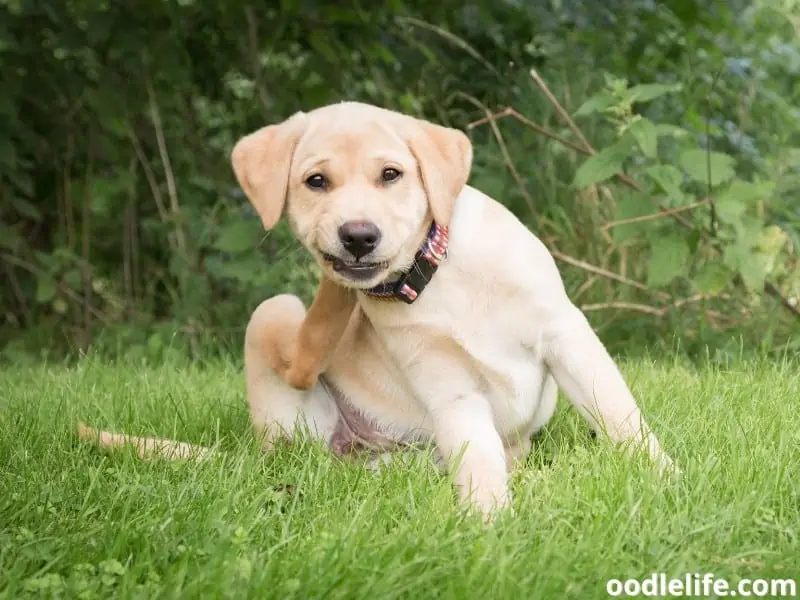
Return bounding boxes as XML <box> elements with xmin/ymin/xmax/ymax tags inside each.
<box><xmin>364</xmin><ymin>222</ymin><xmax>449</xmax><ymax>304</ymax></box>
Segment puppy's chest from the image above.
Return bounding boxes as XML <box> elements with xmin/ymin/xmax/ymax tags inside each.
<box><xmin>363</xmin><ymin>286</ymin><xmax>548</xmax><ymax>432</ymax></box>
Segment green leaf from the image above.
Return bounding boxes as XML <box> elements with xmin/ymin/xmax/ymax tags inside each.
<box><xmin>716</xmin><ymin>180</ymin><xmax>775</xmax><ymax>207</ymax></box>
<box><xmin>733</xmin><ymin>220</ymin><xmax>764</xmax><ymax>250</ymax></box>
<box><xmin>723</xmin><ymin>240</ymin><xmax>749</xmax><ymax>270</ymax></box>
<box><xmin>722</xmin><ymin>237</ymin><xmax>769</xmax><ymax>292</ymax></box>
<box><xmin>574</xmin><ymin>92</ymin><xmax>615</xmax><ymax>117</ymax></box>
<box><xmin>611</xmin><ymin>192</ymin><xmax>656</xmax><ymax>245</ymax></box>
<box><xmin>35</xmin><ymin>276</ymin><xmax>58</xmax><ymax>304</ymax></box>
<box><xmin>693</xmin><ymin>261</ymin><xmax>731</xmax><ymax>294</ymax></box>
<box><xmin>647</xmin><ymin>233</ymin><xmax>690</xmax><ymax>287</ymax></box>
<box><xmin>627</xmin><ymin>117</ymin><xmax>659</xmax><ymax>158</ymax></box>
<box><xmin>654</xmin><ymin>124</ymin><xmax>690</xmax><ymax>139</ymax></box>
<box><xmin>715</xmin><ymin>195</ymin><xmax>747</xmax><ymax>226</ymax></box>
<box><xmin>573</xmin><ymin>136</ymin><xmax>634</xmax><ymax>189</ymax></box>
<box><xmin>644</xmin><ymin>165</ymin><xmax>685</xmax><ymax>204</ymax></box>
<box><xmin>213</xmin><ymin>219</ymin><xmax>264</xmax><ymax>254</ymax></box>
<box><xmin>628</xmin><ymin>83</ymin><xmax>682</xmax><ymax>103</ymax></box>
<box><xmin>679</xmin><ymin>149</ymin><xmax>736</xmax><ymax>186</ymax></box>
<box><xmin>738</xmin><ymin>253</ymin><xmax>769</xmax><ymax>292</ymax></box>
<box><xmin>63</xmin><ymin>268</ymin><xmax>81</xmax><ymax>290</ymax></box>
<box><xmin>214</xmin><ymin>256</ymin><xmax>264</xmax><ymax>282</ymax></box>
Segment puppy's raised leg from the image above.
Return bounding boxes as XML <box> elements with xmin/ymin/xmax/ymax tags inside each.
<box><xmin>280</xmin><ymin>277</ymin><xmax>356</xmax><ymax>391</ymax></box>
<box><xmin>245</xmin><ymin>294</ymin><xmax>339</xmax><ymax>450</ymax></box>
<box><xmin>545</xmin><ymin>304</ymin><xmax>674</xmax><ymax>472</ymax></box>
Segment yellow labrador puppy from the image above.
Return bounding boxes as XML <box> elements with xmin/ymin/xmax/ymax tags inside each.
<box><xmin>234</xmin><ymin>101</ymin><xmax>674</xmax><ymax>517</ymax></box>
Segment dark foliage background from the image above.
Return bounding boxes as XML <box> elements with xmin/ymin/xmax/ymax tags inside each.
<box><xmin>1</xmin><ymin>0</ymin><xmax>798</xmax><ymax>364</ymax></box>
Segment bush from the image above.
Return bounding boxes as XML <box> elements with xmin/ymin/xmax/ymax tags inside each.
<box><xmin>1</xmin><ymin>0</ymin><xmax>797</xmax><ymax>364</ymax></box>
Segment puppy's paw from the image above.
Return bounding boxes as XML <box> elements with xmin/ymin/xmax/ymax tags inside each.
<box><xmin>283</xmin><ymin>363</ymin><xmax>319</xmax><ymax>391</ymax></box>
<box><xmin>464</xmin><ymin>487</ymin><xmax>513</xmax><ymax>525</ymax></box>
<box><xmin>478</xmin><ymin>493</ymin><xmax>514</xmax><ymax>526</ymax></box>
<box><xmin>657</xmin><ymin>453</ymin><xmax>682</xmax><ymax>482</ymax></box>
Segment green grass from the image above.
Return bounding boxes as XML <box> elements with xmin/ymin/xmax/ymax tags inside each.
<box><xmin>1</xmin><ymin>356</ymin><xmax>798</xmax><ymax>599</ymax></box>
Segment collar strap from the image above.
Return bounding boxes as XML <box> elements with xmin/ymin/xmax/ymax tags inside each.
<box><xmin>364</xmin><ymin>222</ymin><xmax>448</xmax><ymax>304</ymax></box>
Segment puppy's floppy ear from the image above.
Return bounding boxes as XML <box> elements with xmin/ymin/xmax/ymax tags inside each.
<box><xmin>231</xmin><ymin>112</ymin><xmax>309</xmax><ymax>230</ymax></box>
<box><xmin>405</xmin><ymin>119</ymin><xmax>473</xmax><ymax>226</ymax></box>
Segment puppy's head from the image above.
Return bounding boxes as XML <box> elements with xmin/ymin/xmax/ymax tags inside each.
<box><xmin>231</xmin><ymin>102</ymin><xmax>472</xmax><ymax>289</ymax></box>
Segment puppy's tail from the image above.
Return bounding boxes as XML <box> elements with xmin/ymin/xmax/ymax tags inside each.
<box><xmin>77</xmin><ymin>422</ymin><xmax>215</xmax><ymax>461</ymax></box>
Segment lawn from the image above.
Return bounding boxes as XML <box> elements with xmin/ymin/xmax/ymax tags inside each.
<box><xmin>1</xmin><ymin>356</ymin><xmax>798</xmax><ymax>599</ymax></box>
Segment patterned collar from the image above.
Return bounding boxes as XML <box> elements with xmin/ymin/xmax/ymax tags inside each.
<box><xmin>363</xmin><ymin>222</ymin><xmax>449</xmax><ymax>304</ymax></box>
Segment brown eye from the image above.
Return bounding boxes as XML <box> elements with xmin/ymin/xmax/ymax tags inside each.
<box><xmin>305</xmin><ymin>174</ymin><xmax>328</xmax><ymax>190</ymax></box>
<box><xmin>381</xmin><ymin>167</ymin><xmax>402</xmax><ymax>183</ymax></box>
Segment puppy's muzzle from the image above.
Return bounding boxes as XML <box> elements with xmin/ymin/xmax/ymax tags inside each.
<box><xmin>338</xmin><ymin>220</ymin><xmax>382</xmax><ymax>260</ymax></box>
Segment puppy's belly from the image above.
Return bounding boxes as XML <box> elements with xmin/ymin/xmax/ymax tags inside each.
<box><xmin>321</xmin><ymin>377</ymin><xmax>430</xmax><ymax>456</ymax></box>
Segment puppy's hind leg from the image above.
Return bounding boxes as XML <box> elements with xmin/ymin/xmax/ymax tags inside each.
<box><xmin>283</xmin><ymin>276</ymin><xmax>356</xmax><ymax>391</ymax></box>
<box><xmin>245</xmin><ymin>294</ymin><xmax>339</xmax><ymax>451</ymax></box>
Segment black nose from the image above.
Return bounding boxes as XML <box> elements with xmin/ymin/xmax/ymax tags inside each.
<box><xmin>338</xmin><ymin>221</ymin><xmax>382</xmax><ymax>260</ymax></box>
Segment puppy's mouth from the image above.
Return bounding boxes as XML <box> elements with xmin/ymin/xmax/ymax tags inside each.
<box><xmin>321</xmin><ymin>253</ymin><xmax>390</xmax><ymax>282</ymax></box>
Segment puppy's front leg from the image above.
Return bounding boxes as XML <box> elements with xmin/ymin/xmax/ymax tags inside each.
<box><xmin>545</xmin><ymin>304</ymin><xmax>674</xmax><ymax>472</ymax></box>
<box><xmin>409</xmin><ymin>358</ymin><xmax>509</xmax><ymax>516</ymax></box>
<box><xmin>434</xmin><ymin>394</ymin><xmax>510</xmax><ymax>516</ymax></box>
